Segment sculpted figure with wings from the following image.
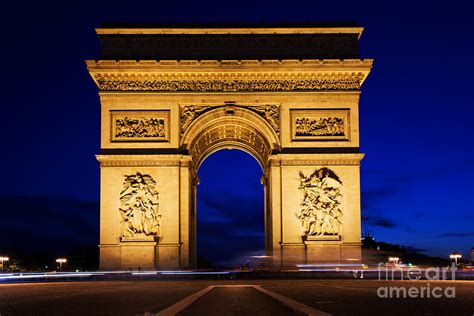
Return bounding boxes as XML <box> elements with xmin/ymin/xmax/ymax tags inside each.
<box><xmin>253</xmin><ymin>104</ymin><xmax>280</xmax><ymax>133</ymax></box>
<box><xmin>119</xmin><ymin>173</ymin><xmax>161</xmax><ymax>238</ymax></box>
<box><xmin>296</xmin><ymin>168</ymin><xmax>343</xmax><ymax>237</ymax></box>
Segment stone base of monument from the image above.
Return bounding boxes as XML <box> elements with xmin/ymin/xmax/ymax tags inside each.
<box><xmin>100</xmin><ymin>239</ymin><xmax>182</xmax><ymax>270</ymax></box>
<box><xmin>120</xmin><ymin>235</ymin><xmax>160</xmax><ymax>242</ymax></box>
<box><xmin>303</xmin><ymin>235</ymin><xmax>341</xmax><ymax>242</ymax></box>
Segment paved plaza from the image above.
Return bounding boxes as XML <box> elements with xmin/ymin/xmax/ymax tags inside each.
<box><xmin>0</xmin><ymin>279</ymin><xmax>473</xmax><ymax>315</ymax></box>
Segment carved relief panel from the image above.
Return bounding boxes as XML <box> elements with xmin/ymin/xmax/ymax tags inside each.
<box><xmin>295</xmin><ymin>168</ymin><xmax>343</xmax><ymax>241</ymax></box>
<box><xmin>110</xmin><ymin>110</ymin><xmax>170</xmax><ymax>142</ymax></box>
<box><xmin>119</xmin><ymin>172</ymin><xmax>162</xmax><ymax>239</ymax></box>
<box><xmin>96</xmin><ymin>78</ymin><xmax>361</xmax><ymax>92</ymax></box>
<box><xmin>290</xmin><ymin>109</ymin><xmax>350</xmax><ymax>141</ymax></box>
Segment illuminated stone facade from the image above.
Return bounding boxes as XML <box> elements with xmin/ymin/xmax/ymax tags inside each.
<box><xmin>87</xmin><ymin>25</ymin><xmax>372</xmax><ymax>269</ymax></box>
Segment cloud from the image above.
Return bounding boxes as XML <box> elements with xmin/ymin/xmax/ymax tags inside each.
<box><xmin>361</xmin><ymin>187</ymin><xmax>401</xmax><ymax>229</ymax></box>
<box><xmin>437</xmin><ymin>231</ymin><xmax>474</xmax><ymax>238</ymax></box>
<box><xmin>360</xmin><ymin>174</ymin><xmax>417</xmax><ymax>231</ymax></box>
<box><xmin>404</xmin><ymin>246</ymin><xmax>426</xmax><ymax>253</ymax></box>
<box><xmin>363</xmin><ymin>212</ymin><xmax>399</xmax><ymax>228</ymax></box>
<box><xmin>361</xmin><ymin>187</ymin><xmax>400</xmax><ymax>210</ymax></box>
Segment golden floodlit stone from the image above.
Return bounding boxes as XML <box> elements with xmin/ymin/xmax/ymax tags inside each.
<box><xmin>87</xmin><ymin>26</ymin><xmax>372</xmax><ymax>270</ymax></box>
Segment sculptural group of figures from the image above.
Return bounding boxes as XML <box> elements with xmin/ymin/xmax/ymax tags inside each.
<box><xmin>119</xmin><ymin>173</ymin><xmax>161</xmax><ymax>237</ymax></box>
<box><xmin>115</xmin><ymin>117</ymin><xmax>165</xmax><ymax>138</ymax></box>
<box><xmin>296</xmin><ymin>168</ymin><xmax>343</xmax><ymax>236</ymax></box>
<box><xmin>295</xmin><ymin>117</ymin><xmax>344</xmax><ymax>136</ymax></box>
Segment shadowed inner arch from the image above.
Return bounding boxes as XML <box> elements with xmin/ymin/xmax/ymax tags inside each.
<box><xmin>181</xmin><ymin>107</ymin><xmax>279</xmax><ymax>170</ymax></box>
<box><xmin>196</xmin><ymin>148</ymin><xmax>265</xmax><ymax>268</ymax></box>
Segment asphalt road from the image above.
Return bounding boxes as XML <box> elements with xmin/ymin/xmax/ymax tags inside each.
<box><xmin>177</xmin><ymin>287</ymin><xmax>300</xmax><ymax>316</ymax></box>
<box><xmin>0</xmin><ymin>280</ymin><xmax>473</xmax><ymax>315</ymax></box>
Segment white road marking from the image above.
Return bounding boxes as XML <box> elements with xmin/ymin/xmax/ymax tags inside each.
<box><xmin>253</xmin><ymin>285</ymin><xmax>331</xmax><ymax>316</ymax></box>
<box><xmin>154</xmin><ymin>284</ymin><xmax>332</xmax><ymax>316</ymax></box>
<box><xmin>155</xmin><ymin>286</ymin><xmax>214</xmax><ymax>316</ymax></box>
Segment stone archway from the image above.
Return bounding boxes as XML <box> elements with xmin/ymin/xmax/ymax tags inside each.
<box><xmin>88</xmin><ymin>25</ymin><xmax>372</xmax><ymax>270</ymax></box>
<box><xmin>181</xmin><ymin>104</ymin><xmax>280</xmax><ymax>169</ymax></box>
<box><xmin>180</xmin><ymin>104</ymin><xmax>281</xmax><ymax>267</ymax></box>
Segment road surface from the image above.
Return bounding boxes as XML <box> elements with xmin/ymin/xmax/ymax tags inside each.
<box><xmin>0</xmin><ymin>279</ymin><xmax>473</xmax><ymax>315</ymax></box>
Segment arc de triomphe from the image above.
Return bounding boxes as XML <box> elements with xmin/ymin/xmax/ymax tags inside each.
<box><xmin>86</xmin><ymin>25</ymin><xmax>372</xmax><ymax>270</ymax></box>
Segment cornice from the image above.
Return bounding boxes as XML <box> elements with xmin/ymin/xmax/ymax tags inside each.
<box><xmin>86</xmin><ymin>59</ymin><xmax>372</xmax><ymax>92</ymax></box>
<box><xmin>86</xmin><ymin>59</ymin><xmax>373</xmax><ymax>70</ymax></box>
<box><xmin>267</xmin><ymin>153</ymin><xmax>364</xmax><ymax>168</ymax></box>
<box><xmin>95</xmin><ymin>27</ymin><xmax>364</xmax><ymax>36</ymax></box>
<box><xmin>96</xmin><ymin>154</ymin><xmax>192</xmax><ymax>167</ymax></box>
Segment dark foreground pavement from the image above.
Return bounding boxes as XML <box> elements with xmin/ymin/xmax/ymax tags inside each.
<box><xmin>0</xmin><ymin>279</ymin><xmax>473</xmax><ymax>315</ymax></box>
<box><xmin>177</xmin><ymin>287</ymin><xmax>300</xmax><ymax>316</ymax></box>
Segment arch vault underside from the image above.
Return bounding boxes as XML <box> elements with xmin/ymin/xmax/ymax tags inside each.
<box><xmin>89</xmin><ymin>25</ymin><xmax>372</xmax><ymax>270</ymax></box>
<box><xmin>183</xmin><ymin>106</ymin><xmax>280</xmax><ymax>170</ymax></box>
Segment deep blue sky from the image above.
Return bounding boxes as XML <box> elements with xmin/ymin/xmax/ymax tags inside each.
<box><xmin>0</xmin><ymin>0</ymin><xmax>473</xmax><ymax>263</ymax></box>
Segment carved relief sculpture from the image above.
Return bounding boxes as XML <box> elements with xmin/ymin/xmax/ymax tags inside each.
<box><xmin>248</xmin><ymin>104</ymin><xmax>280</xmax><ymax>134</ymax></box>
<box><xmin>291</xmin><ymin>109</ymin><xmax>349</xmax><ymax>141</ymax></box>
<box><xmin>180</xmin><ymin>105</ymin><xmax>212</xmax><ymax>133</ymax></box>
<box><xmin>295</xmin><ymin>117</ymin><xmax>344</xmax><ymax>136</ymax></box>
<box><xmin>97</xmin><ymin>78</ymin><xmax>361</xmax><ymax>92</ymax></box>
<box><xmin>296</xmin><ymin>168</ymin><xmax>343</xmax><ymax>237</ymax></box>
<box><xmin>115</xmin><ymin>117</ymin><xmax>165</xmax><ymax>138</ymax></box>
<box><xmin>119</xmin><ymin>173</ymin><xmax>161</xmax><ymax>238</ymax></box>
<box><xmin>111</xmin><ymin>111</ymin><xmax>169</xmax><ymax>142</ymax></box>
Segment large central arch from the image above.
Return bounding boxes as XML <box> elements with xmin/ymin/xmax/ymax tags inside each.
<box><xmin>181</xmin><ymin>106</ymin><xmax>281</xmax><ymax>266</ymax></box>
<box><xmin>88</xmin><ymin>25</ymin><xmax>372</xmax><ymax>270</ymax></box>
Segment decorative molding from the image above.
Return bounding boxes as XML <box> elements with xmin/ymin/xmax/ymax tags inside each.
<box><xmin>111</xmin><ymin>110</ymin><xmax>170</xmax><ymax>142</ymax></box>
<box><xmin>296</xmin><ymin>168</ymin><xmax>343</xmax><ymax>237</ymax></box>
<box><xmin>96</xmin><ymin>78</ymin><xmax>361</xmax><ymax>92</ymax></box>
<box><xmin>305</xmin><ymin>235</ymin><xmax>341</xmax><ymax>241</ymax></box>
<box><xmin>179</xmin><ymin>158</ymin><xmax>193</xmax><ymax>168</ymax></box>
<box><xmin>267</xmin><ymin>153</ymin><xmax>364</xmax><ymax>166</ymax></box>
<box><xmin>267</xmin><ymin>158</ymin><xmax>282</xmax><ymax>167</ymax></box>
<box><xmin>119</xmin><ymin>173</ymin><xmax>161</xmax><ymax>238</ymax></box>
<box><xmin>281</xmin><ymin>159</ymin><xmax>362</xmax><ymax>166</ymax></box>
<box><xmin>121</xmin><ymin>236</ymin><xmax>158</xmax><ymax>242</ymax></box>
<box><xmin>96</xmin><ymin>154</ymin><xmax>187</xmax><ymax>167</ymax></box>
<box><xmin>99</xmin><ymin>160</ymin><xmax>181</xmax><ymax>167</ymax></box>
<box><xmin>86</xmin><ymin>59</ymin><xmax>373</xmax><ymax>92</ymax></box>
<box><xmin>96</xmin><ymin>27</ymin><xmax>364</xmax><ymax>35</ymax></box>
<box><xmin>86</xmin><ymin>59</ymin><xmax>373</xmax><ymax>68</ymax></box>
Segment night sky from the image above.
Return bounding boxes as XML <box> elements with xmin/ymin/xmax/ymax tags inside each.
<box><xmin>0</xmin><ymin>1</ymin><xmax>473</xmax><ymax>266</ymax></box>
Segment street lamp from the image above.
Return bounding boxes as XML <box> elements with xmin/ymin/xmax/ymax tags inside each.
<box><xmin>56</xmin><ymin>258</ymin><xmax>67</xmax><ymax>271</ymax></box>
<box><xmin>0</xmin><ymin>257</ymin><xmax>9</xmax><ymax>272</ymax></box>
<box><xmin>388</xmin><ymin>256</ymin><xmax>400</xmax><ymax>264</ymax></box>
<box><xmin>449</xmin><ymin>252</ymin><xmax>462</xmax><ymax>265</ymax></box>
